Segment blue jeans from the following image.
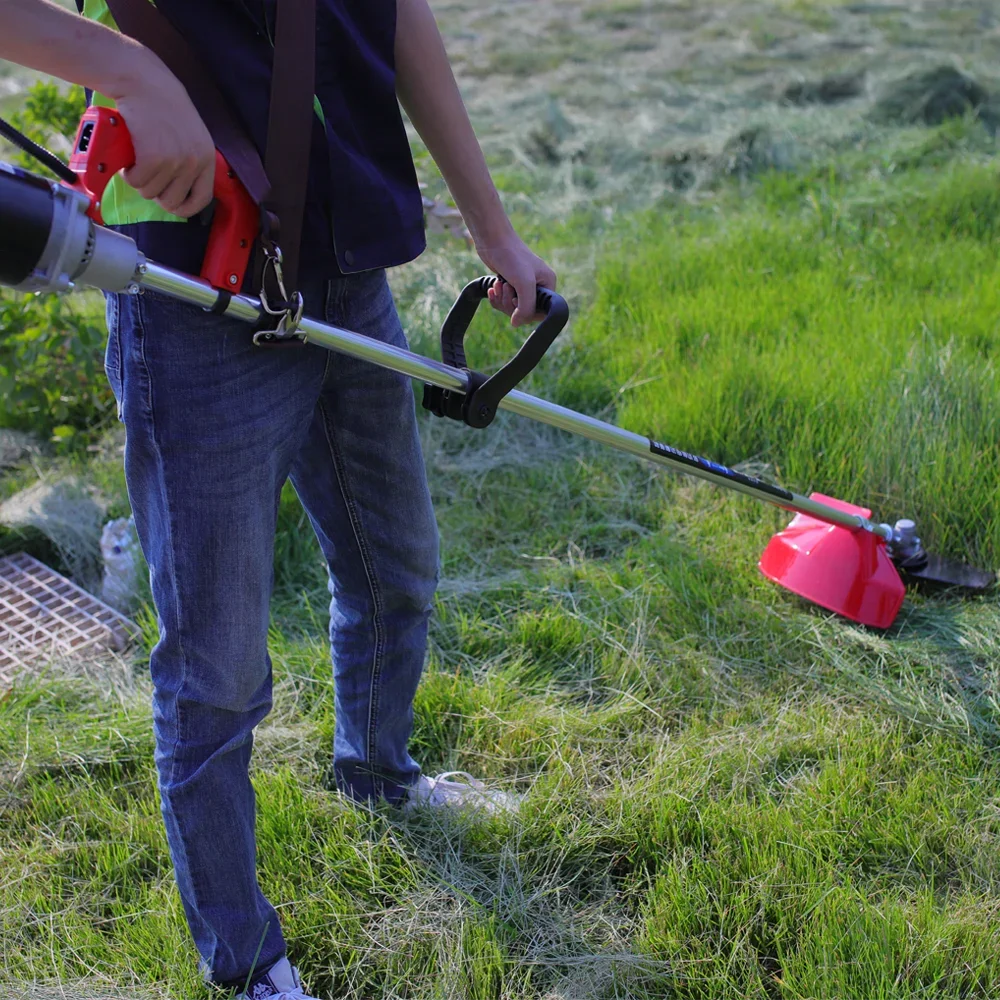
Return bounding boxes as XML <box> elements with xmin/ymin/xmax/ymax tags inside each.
<box><xmin>105</xmin><ymin>268</ymin><xmax>440</xmax><ymax>987</ymax></box>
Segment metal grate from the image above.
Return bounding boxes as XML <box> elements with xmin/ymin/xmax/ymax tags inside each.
<box><xmin>0</xmin><ymin>552</ymin><xmax>137</xmax><ymax>688</ymax></box>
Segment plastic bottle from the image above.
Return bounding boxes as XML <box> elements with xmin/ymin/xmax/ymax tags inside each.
<box><xmin>100</xmin><ymin>516</ymin><xmax>139</xmax><ymax>613</ymax></box>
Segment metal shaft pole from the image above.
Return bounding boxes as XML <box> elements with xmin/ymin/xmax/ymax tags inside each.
<box><xmin>139</xmin><ymin>261</ymin><xmax>888</xmax><ymax>539</ymax></box>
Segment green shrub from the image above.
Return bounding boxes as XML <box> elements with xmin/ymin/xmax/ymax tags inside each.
<box><xmin>6</xmin><ymin>80</ymin><xmax>87</xmax><ymax>176</ymax></box>
<box><xmin>1</xmin><ymin>81</ymin><xmax>113</xmax><ymax>445</ymax></box>
<box><xmin>0</xmin><ymin>292</ymin><xmax>115</xmax><ymax>441</ymax></box>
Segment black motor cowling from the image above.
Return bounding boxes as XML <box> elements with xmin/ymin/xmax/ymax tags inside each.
<box><xmin>0</xmin><ymin>161</ymin><xmax>139</xmax><ymax>294</ymax></box>
<box><xmin>0</xmin><ymin>164</ymin><xmax>56</xmax><ymax>287</ymax></box>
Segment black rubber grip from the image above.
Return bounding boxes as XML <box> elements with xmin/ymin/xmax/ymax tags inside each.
<box><xmin>431</xmin><ymin>275</ymin><xmax>569</xmax><ymax>429</ymax></box>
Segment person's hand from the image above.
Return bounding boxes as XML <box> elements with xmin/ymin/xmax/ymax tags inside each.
<box><xmin>108</xmin><ymin>61</ymin><xmax>215</xmax><ymax>218</ymax></box>
<box><xmin>477</xmin><ymin>234</ymin><xmax>557</xmax><ymax>327</ymax></box>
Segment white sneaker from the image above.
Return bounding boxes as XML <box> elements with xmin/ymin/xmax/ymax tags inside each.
<box><xmin>404</xmin><ymin>771</ymin><xmax>522</xmax><ymax>816</ymax></box>
<box><xmin>238</xmin><ymin>957</ymin><xmax>319</xmax><ymax>1000</ymax></box>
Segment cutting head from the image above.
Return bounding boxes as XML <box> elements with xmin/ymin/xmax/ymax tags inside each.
<box><xmin>759</xmin><ymin>494</ymin><xmax>906</xmax><ymax>629</ymax></box>
<box><xmin>759</xmin><ymin>494</ymin><xmax>995</xmax><ymax>628</ymax></box>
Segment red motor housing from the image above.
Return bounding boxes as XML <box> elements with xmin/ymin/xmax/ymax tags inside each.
<box><xmin>67</xmin><ymin>106</ymin><xmax>258</xmax><ymax>291</ymax></box>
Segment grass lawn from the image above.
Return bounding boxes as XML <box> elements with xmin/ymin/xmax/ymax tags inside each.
<box><xmin>3</xmin><ymin>2</ymin><xmax>1000</xmax><ymax>992</ymax></box>
<box><xmin>3</xmin><ymin>122</ymin><xmax>1000</xmax><ymax>998</ymax></box>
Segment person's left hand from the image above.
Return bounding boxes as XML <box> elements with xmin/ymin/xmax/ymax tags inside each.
<box><xmin>476</xmin><ymin>234</ymin><xmax>558</xmax><ymax>328</ymax></box>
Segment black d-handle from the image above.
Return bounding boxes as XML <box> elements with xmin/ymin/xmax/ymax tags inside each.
<box><xmin>425</xmin><ymin>274</ymin><xmax>569</xmax><ymax>429</ymax></box>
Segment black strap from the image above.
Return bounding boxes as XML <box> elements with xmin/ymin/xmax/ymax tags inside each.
<box><xmin>208</xmin><ymin>289</ymin><xmax>232</xmax><ymax>315</ymax></box>
<box><xmin>0</xmin><ymin>117</ymin><xmax>78</xmax><ymax>184</ymax></box>
<box><xmin>261</xmin><ymin>0</ymin><xmax>316</xmax><ymax>292</ymax></box>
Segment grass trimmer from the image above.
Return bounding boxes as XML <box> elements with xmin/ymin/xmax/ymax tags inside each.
<box><xmin>0</xmin><ymin>108</ymin><xmax>993</xmax><ymax>629</ymax></box>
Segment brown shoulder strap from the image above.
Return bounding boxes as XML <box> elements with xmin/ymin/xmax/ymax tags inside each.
<box><xmin>262</xmin><ymin>0</ymin><xmax>316</xmax><ymax>291</ymax></box>
<box><xmin>103</xmin><ymin>0</ymin><xmax>272</xmax><ymax>209</ymax></box>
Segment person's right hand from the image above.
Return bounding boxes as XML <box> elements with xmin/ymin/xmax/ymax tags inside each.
<box><xmin>109</xmin><ymin>62</ymin><xmax>215</xmax><ymax>218</ymax></box>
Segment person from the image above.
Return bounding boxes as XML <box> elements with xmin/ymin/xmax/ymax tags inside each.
<box><xmin>0</xmin><ymin>1</ymin><xmax>557</xmax><ymax>996</ymax></box>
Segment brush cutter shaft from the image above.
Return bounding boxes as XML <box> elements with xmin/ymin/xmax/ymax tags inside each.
<box><xmin>504</xmin><ymin>391</ymin><xmax>885</xmax><ymax>535</ymax></box>
<box><xmin>141</xmin><ymin>262</ymin><xmax>464</xmax><ymax>386</ymax></box>
<box><xmin>140</xmin><ymin>262</ymin><xmax>885</xmax><ymax>537</ymax></box>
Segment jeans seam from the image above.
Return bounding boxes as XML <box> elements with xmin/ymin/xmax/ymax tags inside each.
<box><xmin>324</xmin><ymin>279</ymin><xmax>335</xmax><ymax>320</ymax></box>
<box><xmin>135</xmin><ymin>294</ymin><xmax>192</xmax><ymax>829</ymax></box>
<box><xmin>318</xmin><ymin>398</ymin><xmax>386</xmax><ymax>786</ymax></box>
<box><xmin>106</xmin><ymin>294</ymin><xmax>121</xmax><ymax>382</ymax></box>
<box><xmin>104</xmin><ymin>295</ymin><xmax>124</xmax><ymax>417</ymax></box>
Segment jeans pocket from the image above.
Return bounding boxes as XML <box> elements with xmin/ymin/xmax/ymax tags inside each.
<box><xmin>104</xmin><ymin>293</ymin><xmax>124</xmax><ymax>421</ymax></box>
<box><xmin>330</xmin><ymin>269</ymin><xmax>405</xmax><ymax>347</ymax></box>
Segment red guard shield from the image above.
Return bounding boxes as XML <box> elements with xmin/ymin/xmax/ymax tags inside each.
<box><xmin>759</xmin><ymin>493</ymin><xmax>906</xmax><ymax>629</ymax></box>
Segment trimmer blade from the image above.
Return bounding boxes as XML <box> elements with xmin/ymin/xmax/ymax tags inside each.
<box><xmin>897</xmin><ymin>553</ymin><xmax>996</xmax><ymax>591</ymax></box>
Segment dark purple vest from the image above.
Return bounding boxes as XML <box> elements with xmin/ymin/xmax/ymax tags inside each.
<box><xmin>115</xmin><ymin>0</ymin><xmax>426</xmax><ymax>280</ymax></box>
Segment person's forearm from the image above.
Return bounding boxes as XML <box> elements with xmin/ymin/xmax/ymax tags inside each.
<box><xmin>0</xmin><ymin>0</ymin><xmax>162</xmax><ymax>100</ymax></box>
<box><xmin>0</xmin><ymin>0</ymin><xmax>217</xmax><ymax>217</ymax></box>
<box><xmin>394</xmin><ymin>0</ymin><xmax>513</xmax><ymax>248</ymax></box>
